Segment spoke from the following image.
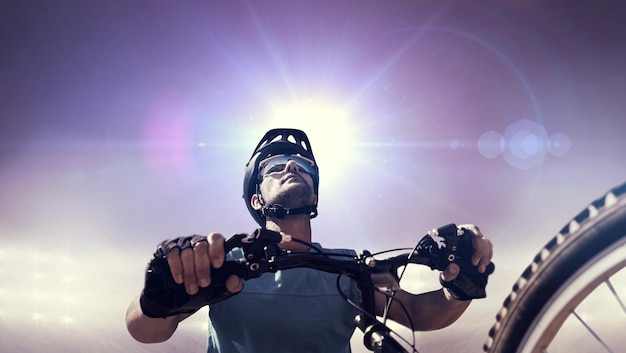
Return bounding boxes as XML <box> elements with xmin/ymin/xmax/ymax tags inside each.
<box><xmin>605</xmin><ymin>278</ymin><xmax>626</xmax><ymax>314</ymax></box>
<box><xmin>572</xmin><ymin>311</ymin><xmax>614</xmax><ymax>353</ymax></box>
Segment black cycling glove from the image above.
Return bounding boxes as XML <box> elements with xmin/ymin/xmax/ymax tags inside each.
<box><xmin>139</xmin><ymin>235</ymin><xmax>237</xmax><ymax>318</ymax></box>
<box><xmin>417</xmin><ymin>223</ymin><xmax>493</xmax><ymax>301</ymax></box>
<box><xmin>440</xmin><ymin>269</ymin><xmax>490</xmax><ymax>301</ymax></box>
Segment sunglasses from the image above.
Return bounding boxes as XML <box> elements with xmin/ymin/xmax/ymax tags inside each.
<box><xmin>259</xmin><ymin>155</ymin><xmax>316</xmax><ymax>177</ymax></box>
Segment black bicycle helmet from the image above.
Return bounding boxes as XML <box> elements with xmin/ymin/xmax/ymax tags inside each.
<box><xmin>243</xmin><ymin>128</ymin><xmax>320</xmax><ymax>226</ymax></box>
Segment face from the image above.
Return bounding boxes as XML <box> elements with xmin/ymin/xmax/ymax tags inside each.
<box><xmin>251</xmin><ymin>155</ymin><xmax>317</xmax><ymax>210</ymax></box>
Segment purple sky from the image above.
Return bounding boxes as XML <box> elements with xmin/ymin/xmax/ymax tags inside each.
<box><xmin>1</xmin><ymin>1</ymin><xmax>625</xmax><ymax>352</ymax></box>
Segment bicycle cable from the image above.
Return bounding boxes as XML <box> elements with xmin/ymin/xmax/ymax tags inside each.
<box><xmin>335</xmin><ymin>265</ymin><xmax>419</xmax><ymax>352</ymax></box>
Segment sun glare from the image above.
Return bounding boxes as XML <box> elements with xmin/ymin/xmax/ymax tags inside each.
<box><xmin>268</xmin><ymin>101</ymin><xmax>357</xmax><ymax>186</ymax></box>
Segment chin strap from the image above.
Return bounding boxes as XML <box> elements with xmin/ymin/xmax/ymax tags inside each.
<box><xmin>256</xmin><ymin>190</ymin><xmax>318</xmax><ymax>220</ymax></box>
<box><xmin>262</xmin><ymin>204</ymin><xmax>318</xmax><ymax>219</ymax></box>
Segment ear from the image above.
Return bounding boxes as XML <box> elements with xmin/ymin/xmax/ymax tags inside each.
<box><xmin>251</xmin><ymin>193</ymin><xmax>262</xmax><ymax>211</ymax></box>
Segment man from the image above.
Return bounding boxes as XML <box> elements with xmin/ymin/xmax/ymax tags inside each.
<box><xmin>126</xmin><ymin>128</ymin><xmax>494</xmax><ymax>352</ymax></box>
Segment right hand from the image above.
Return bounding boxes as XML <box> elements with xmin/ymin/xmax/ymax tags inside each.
<box><xmin>165</xmin><ymin>232</ymin><xmax>243</xmax><ymax>295</ymax></box>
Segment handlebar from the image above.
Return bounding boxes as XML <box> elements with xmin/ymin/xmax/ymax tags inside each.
<box><xmin>140</xmin><ymin>224</ymin><xmax>495</xmax><ymax>353</ymax></box>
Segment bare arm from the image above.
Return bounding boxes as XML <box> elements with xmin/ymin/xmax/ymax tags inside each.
<box><xmin>376</xmin><ymin>287</ymin><xmax>470</xmax><ymax>330</ymax></box>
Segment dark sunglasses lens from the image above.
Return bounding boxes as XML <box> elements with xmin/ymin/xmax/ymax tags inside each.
<box><xmin>261</xmin><ymin>156</ymin><xmax>315</xmax><ymax>176</ymax></box>
<box><xmin>265</xmin><ymin>163</ymin><xmax>287</xmax><ymax>174</ymax></box>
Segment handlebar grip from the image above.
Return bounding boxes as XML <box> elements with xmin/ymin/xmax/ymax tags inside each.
<box><xmin>485</xmin><ymin>261</ymin><xmax>496</xmax><ymax>275</ymax></box>
<box><xmin>440</xmin><ymin>226</ymin><xmax>495</xmax><ymax>300</ymax></box>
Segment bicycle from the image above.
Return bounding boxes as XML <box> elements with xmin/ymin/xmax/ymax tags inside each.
<box><xmin>139</xmin><ymin>181</ymin><xmax>626</xmax><ymax>353</ymax></box>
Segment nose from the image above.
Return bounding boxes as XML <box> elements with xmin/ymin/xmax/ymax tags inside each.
<box><xmin>284</xmin><ymin>160</ymin><xmax>298</xmax><ymax>173</ymax></box>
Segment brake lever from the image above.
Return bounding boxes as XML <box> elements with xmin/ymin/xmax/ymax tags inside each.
<box><xmin>231</xmin><ymin>228</ymin><xmax>291</xmax><ymax>275</ymax></box>
<box><xmin>412</xmin><ymin>223</ymin><xmax>495</xmax><ymax>275</ymax></box>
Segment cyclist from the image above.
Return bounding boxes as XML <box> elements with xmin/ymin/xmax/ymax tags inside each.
<box><xmin>126</xmin><ymin>128</ymin><xmax>494</xmax><ymax>352</ymax></box>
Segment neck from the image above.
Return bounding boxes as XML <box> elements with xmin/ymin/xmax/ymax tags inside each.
<box><xmin>265</xmin><ymin>214</ymin><xmax>312</xmax><ymax>252</ymax></box>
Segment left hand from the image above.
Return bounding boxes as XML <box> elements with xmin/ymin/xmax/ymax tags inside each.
<box><xmin>441</xmin><ymin>224</ymin><xmax>493</xmax><ymax>282</ymax></box>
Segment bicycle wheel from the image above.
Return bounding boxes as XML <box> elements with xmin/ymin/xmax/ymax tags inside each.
<box><xmin>484</xmin><ymin>181</ymin><xmax>626</xmax><ymax>353</ymax></box>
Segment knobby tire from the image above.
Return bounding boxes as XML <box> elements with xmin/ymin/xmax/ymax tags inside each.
<box><xmin>484</xmin><ymin>181</ymin><xmax>626</xmax><ymax>353</ymax></box>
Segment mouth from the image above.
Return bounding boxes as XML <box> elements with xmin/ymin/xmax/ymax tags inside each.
<box><xmin>282</xmin><ymin>173</ymin><xmax>303</xmax><ymax>184</ymax></box>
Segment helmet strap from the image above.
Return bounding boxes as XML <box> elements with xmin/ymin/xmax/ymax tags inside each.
<box><xmin>256</xmin><ymin>189</ymin><xmax>318</xmax><ymax>220</ymax></box>
<box><xmin>262</xmin><ymin>204</ymin><xmax>317</xmax><ymax>219</ymax></box>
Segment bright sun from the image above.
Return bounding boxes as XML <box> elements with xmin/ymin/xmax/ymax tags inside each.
<box><xmin>267</xmin><ymin>100</ymin><xmax>356</xmax><ymax>186</ymax></box>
